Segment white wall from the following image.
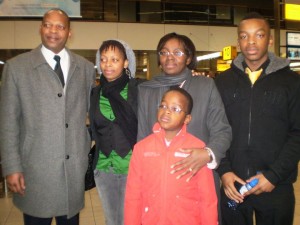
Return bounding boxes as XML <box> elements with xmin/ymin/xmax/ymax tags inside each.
<box><xmin>0</xmin><ymin>20</ymin><xmax>290</xmax><ymax>54</ymax></box>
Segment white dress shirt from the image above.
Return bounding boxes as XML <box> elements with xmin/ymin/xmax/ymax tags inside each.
<box><xmin>41</xmin><ymin>45</ymin><xmax>70</xmax><ymax>90</ymax></box>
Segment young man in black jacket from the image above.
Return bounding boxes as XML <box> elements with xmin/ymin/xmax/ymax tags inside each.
<box><xmin>215</xmin><ymin>12</ymin><xmax>300</xmax><ymax>225</ymax></box>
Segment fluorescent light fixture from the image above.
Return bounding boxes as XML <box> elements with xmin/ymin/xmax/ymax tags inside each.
<box><xmin>291</xmin><ymin>67</ymin><xmax>300</xmax><ymax>71</ymax></box>
<box><xmin>290</xmin><ymin>62</ymin><xmax>300</xmax><ymax>67</ymax></box>
<box><xmin>197</xmin><ymin>52</ymin><xmax>222</xmax><ymax>61</ymax></box>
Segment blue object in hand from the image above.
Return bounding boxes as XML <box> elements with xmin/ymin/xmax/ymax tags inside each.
<box><xmin>227</xmin><ymin>178</ymin><xmax>259</xmax><ymax>210</ymax></box>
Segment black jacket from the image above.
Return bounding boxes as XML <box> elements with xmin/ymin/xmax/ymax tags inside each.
<box><xmin>215</xmin><ymin>53</ymin><xmax>300</xmax><ymax>185</ymax></box>
<box><xmin>89</xmin><ymin>78</ymin><xmax>144</xmax><ymax>170</ymax></box>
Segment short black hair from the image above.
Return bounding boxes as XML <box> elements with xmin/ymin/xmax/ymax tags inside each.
<box><xmin>156</xmin><ymin>32</ymin><xmax>197</xmax><ymax>70</ymax></box>
<box><xmin>43</xmin><ymin>8</ymin><xmax>70</xmax><ymax>28</ymax></box>
<box><xmin>163</xmin><ymin>87</ymin><xmax>193</xmax><ymax>114</ymax></box>
<box><xmin>240</xmin><ymin>12</ymin><xmax>270</xmax><ymax>29</ymax></box>
<box><xmin>99</xmin><ymin>40</ymin><xmax>127</xmax><ymax>60</ymax></box>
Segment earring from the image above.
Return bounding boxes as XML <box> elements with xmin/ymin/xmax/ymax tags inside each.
<box><xmin>125</xmin><ymin>68</ymin><xmax>132</xmax><ymax>78</ymax></box>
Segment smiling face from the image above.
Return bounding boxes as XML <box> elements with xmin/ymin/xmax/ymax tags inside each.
<box><xmin>40</xmin><ymin>10</ymin><xmax>71</xmax><ymax>54</ymax></box>
<box><xmin>238</xmin><ymin>18</ymin><xmax>273</xmax><ymax>70</ymax></box>
<box><xmin>159</xmin><ymin>38</ymin><xmax>192</xmax><ymax>76</ymax></box>
<box><xmin>100</xmin><ymin>46</ymin><xmax>129</xmax><ymax>82</ymax></box>
<box><xmin>157</xmin><ymin>90</ymin><xmax>191</xmax><ymax>140</ymax></box>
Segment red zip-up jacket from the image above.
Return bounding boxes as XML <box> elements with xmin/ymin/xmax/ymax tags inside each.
<box><xmin>125</xmin><ymin>123</ymin><xmax>218</xmax><ymax>225</ymax></box>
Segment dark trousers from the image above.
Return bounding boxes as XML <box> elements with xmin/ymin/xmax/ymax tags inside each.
<box><xmin>23</xmin><ymin>213</ymin><xmax>79</xmax><ymax>225</ymax></box>
<box><xmin>213</xmin><ymin>171</ymin><xmax>222</xmax><ymax>225</ymax></box>
<box><xmin>220</xmin><ymin>183</ymin><xmax>295</xmax><ymax>225</ymax></box>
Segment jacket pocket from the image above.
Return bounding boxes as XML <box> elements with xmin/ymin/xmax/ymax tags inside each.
<box><xmin>222</xmin><ymin>89</ymin><xmax>248</xmax><ymax>123</ymax></box>
<box><xmin>21</xmin><ymin>134</ymin><xmax>34</xmax><ymax>169</ymax></box>
<box><xmin>261</xmin><ymin>90</ymin><xmax>286</xmax><ymax>118</ymax></box>
<box><xmin>141</xmin><ymin>193</ymin><xmax>160</xmax><ymax>225</ymax></box>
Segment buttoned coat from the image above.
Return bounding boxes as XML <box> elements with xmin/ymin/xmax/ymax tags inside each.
<box><xmin>0</xmin><ymin>45</ymin><xmax>95</xmax><ymax>218</ymax></box>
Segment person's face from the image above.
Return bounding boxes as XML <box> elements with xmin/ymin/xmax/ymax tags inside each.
<box><xmin>40</xmin><ymin>10</ymin><xmax>71</xmax><ymax>54</ymax></box>
<box><xmin>100</xmin><ymin>46</ymin><xmax>129</xmax><ymax>82</ymax></box>
<box><xmin>159</xmin><ymin>38</ymin><xmax>192</xmax><ymax>76</ymax></box>
<box><xmin>157</xmin><ymin>91</ymin><xmax>191</xmax><ymax>138</ymax></box>
<box><xmin>238</xmin><ymin>18</ymin><xmax>273</xmax><ymax>69</ymax></box>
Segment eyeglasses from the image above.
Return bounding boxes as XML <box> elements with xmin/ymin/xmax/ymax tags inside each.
<box><xmin>158</xmin><ymin>104</ymin><xmax>186</xmax><ymax>114</ymax></box>
<box><xmin>158</xmin><ymin>50</ymin><xmax>185</xmax><ymax>57</ymax></box>
<box><xmin>42</xmin><ymin>23</ymin><xmax>67</xmax><ymax>31</ymax></box>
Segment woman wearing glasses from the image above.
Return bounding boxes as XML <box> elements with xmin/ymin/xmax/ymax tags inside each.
<box><xmin>136</xmin><ymin>32</ymin><xmax>232</xmax><ymax>224</ymax></box>
<box><xmin>125</xmin><ymin>87</ymin><xmax>218</xmax><ymax>225</ymax></box>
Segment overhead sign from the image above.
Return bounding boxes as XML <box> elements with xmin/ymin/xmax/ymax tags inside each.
<box><xmin>286</xmin><ymin>32</ymin><xmax>300</xmax><ymax>46</ymax></box>
<box><xmin>217</xmin><ymin>63</ymin><xmax>231</xmax><ymax>72</ymax></box>
<box><xmin>285</xmin><ymin>3</ymin><xmax>300</xmax><ymax>21</ymax></box>
<box><xmin>217</xmin><ymin>59</ymin><xmax>231</xmax><ymax>72</ymax></box>
<box><xmin>222</xmin><ymin>46</ymin><xmax>237</xmax><ymax>61</ymax></box>
<box><xmin>0</xmin><ymin>0</ymin><xmax>81</xmax><ymax>17</ymax></box>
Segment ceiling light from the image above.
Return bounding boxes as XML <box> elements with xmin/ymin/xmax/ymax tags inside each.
<box><xmin>290</xmin><ymin>62</ymin><xmax>300</xmax><ymax>67</ymax></box>
<box><xmin>197</xmin><ymin>52</ymin><xmax>222</xmax><ymax>61</ymax></box>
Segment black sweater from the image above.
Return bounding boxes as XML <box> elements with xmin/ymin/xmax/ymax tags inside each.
<box><xmin>215</xmin><ymin>53</ymin><xmax>300</xmax><ymax>185</ymax></box>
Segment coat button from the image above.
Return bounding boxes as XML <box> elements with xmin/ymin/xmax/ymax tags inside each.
<box><xmin>65</xmin><ymin>123</ymin><xmax>68</xmax><ymax>128</ymax></box>
<box><xmin>65</xmin><ymin>155</ymin><xmax>70</xmax><ymax>159</ymax></box>
<box><xmin>58</xmin><ymin>93</ymin><xmax>62</xmax><ymax>97</ymax></box>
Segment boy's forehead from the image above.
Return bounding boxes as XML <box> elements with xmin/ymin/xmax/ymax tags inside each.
<box><xmin>238</xmin><ymin>18</ymin><xmax>269</xmax><ymax>32</ymax></box>
<box><xmin>163</xmin><ymin>91</ymin><xmax>186</xmax><ymax>103</ymax></box>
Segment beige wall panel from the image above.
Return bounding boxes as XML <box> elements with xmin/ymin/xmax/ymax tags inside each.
<box><xmin>69</xmin><ymin>22</ymin><xmax>118</xmax><ymax>49</ymax></box>
<box><xmin>117</xmin><ymin>23</ymin><xmax>165</xmax><ymax>50</ymax></box>
<box><xmin>0</xmin><ymin>20</ymin><xmax>289</xmax><ymax>54</ymax></box>
<box><xmin>207</xmin><ymin>26</ymin><xmax>237</xmax><ymax>51</ymax></box>
<box><xmin>164</xmin><ymin>24</ymin><xmax>210</xmax><ymax>51</ymax></box>
<box><xmin>0</xmin><ymin>21</ymin><xmax>16</xmax><ymax>49</ymax></box>
<box><xmin>15</xmin><ymin>21</ymin><xmax>40</xmax><ymax>49</ymax></box>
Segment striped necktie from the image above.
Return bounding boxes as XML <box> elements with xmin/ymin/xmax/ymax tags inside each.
<box><xmin>54</xmin><ymin>55</ymin><xmax>65</xmax><ymax>87</ymax></box>
<box><xmin>245</xmin><ymin>67</ymin><xmax>263</xmax><ymax>85</ymax></box>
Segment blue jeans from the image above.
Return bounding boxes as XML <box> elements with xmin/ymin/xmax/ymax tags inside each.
<box><xmin>94</xmin><ymin>168</ymin><xmax>127</xmax><ymax>225</ymax></box>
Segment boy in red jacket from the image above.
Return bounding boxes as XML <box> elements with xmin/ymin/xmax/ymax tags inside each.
<box><xmin>125</xmin><ymin>87</ymin><xmax>218</xmax><ymax>225</ymax></box>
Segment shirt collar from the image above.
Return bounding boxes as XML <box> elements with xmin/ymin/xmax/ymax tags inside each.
<box><xmin>41</xmin><ymin>45</ymin><xmax>67</xmax><ymax>59</ymax></box>
<box><xmin>242</xmin><ymin>58</ymin><xmax>270</xmax><ymax>72</ymax></box>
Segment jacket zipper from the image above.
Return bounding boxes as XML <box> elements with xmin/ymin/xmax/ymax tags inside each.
<box><xmin>247</xmin><ymin>81</ymin><xmax>255</xmax><ymax>177</ymax></box>
<box><xmin>248</xmin><ymin>77</ymin><xmax>256</xmax><ymax>146</ymax></box>
<box><xmin>248</xmin><ymin>85</ymin><xmax>253</xmax><ymax>146</ymax></box>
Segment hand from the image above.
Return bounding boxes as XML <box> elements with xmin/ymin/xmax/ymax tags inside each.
<box><xmin>170</xmin><ymin>148</ymin><xmax>209</xmax><ymax>182</ymax></box>
<box><xmin>6</xmin><ymin>172</ymin><xmax>26</xmax><ymax>196</ymax></box>
<box><xmin>191</xmin><ymin>70</ymin><xmax>205</xmax><ymax>76</ymax></box>
<box><xmin>221</xmin><ymin>172</ymin><xmax>246</xmax><ymax>203</ymax></box>
<box><xmin>244</xmin><ymin>173</ymin><xmax>275</xmax><ymax>196</ymax></box>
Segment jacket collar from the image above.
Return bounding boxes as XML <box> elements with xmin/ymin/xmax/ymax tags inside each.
<box><xmin>31</xmin><ymin>45</ymin><xmax>79</xmax><ymax>83</ymax></box>
<box><xmin>152</xmin><ymin>122</ymin><xmax>188</xmax><ymax>142</ymax></box>
<box><xmin>232</xmin><ymin>52</ymin><xmax>290</xmax><ymax>75</ymax></box>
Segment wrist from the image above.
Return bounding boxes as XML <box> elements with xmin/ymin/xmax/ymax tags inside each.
<box><xmin>204</xmin><ymin>147</ymin><xmax>213</xmax><ymax>163</ymax></box>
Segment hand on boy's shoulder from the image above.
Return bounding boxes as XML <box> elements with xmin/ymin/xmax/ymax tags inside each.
<box><xmin>170</xmin><ymin>147</ymin><xmax>209</xmax><ymax>182</ymax></box>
